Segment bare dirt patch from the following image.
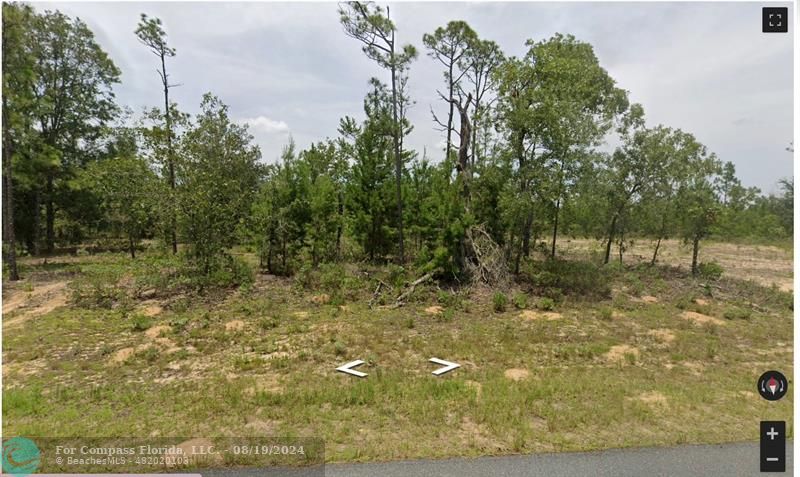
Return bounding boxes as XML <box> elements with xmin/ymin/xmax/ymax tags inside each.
<box><xmin>504</xmin><ymin>368</ymin><xmax>530</xmax><ymax>381</ymax></box>
<box><xmin>145</xmin><ymin>325</ymin><xmax>171</xmax><ymax>339</ymax></box>
<box><xmin>225</xmin><ymin>320</ymin><xmax>245</xmax><ymax>332</ymax></box>
<box><xmin>648</xmin><ymin>329</ymin><xmax>676</xmax><ymax>344</ymax></box>
<box><xmin>140</xmin><ymin>301</ymin><xmax>163</xmax><ymax>317</ymax></box>
<box><xmin>604</xmin><ymin>345</ymin><xmax>640</xmax><ymax>363</ymax></box>
<box><xmin>519</xmin><ymin>310</ymin><xmax>561</xmax><ymax>321</ymax></box>
<box><xmin>680</xmin><ymin>311</ymin><xmax>725</xmax><ymax>326</ymax></box>
<box><xmin>3</xmin><ymin>280</ymin><xmax>70</xmax><ymax>327</ymax></box>
<box><xmin>424</xmin><ymin>305</ymin><xmax>444</xmax><ymax>315</ymax></box>
<box><xmin>681</xmin><ymin>361</ymin><xmax>706</xmax><ymax>376</ymax></box>
<box><xmin>629</xmin><ymin>391</ymin><xmax>668</xmax><ymax>407</ymax></box>
<box><xmin>110</xmin><ymin>347</ymin><xmax>135</xmax><ymax>364</ymax></box>
<box><xmin>310</xmin><ymin>294</ymin><xmax>331</xmax><ymax>305</ymax></box>
<box><xmin>640</xmin><ymin>295</ymin><xmax>659</xmax><ymax>303</ymax></box>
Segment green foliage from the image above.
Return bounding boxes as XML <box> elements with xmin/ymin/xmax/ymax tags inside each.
<box><xmin>512</xmin><ymin>293</ymin><xmax>528</xmax><ymax>310</ymax></box>
<box><xmin>130</xmin><ymin>314</ymin><xmax>153</xmax><ymax>332</ymax></box>
<box><xmin>492</xmin><ymin>292</ymin><xmax>507</xmax><ymax>312</ymax></box>
<box><xmin>522</xmin><ymin>259</ymin><xmax>610</xmax><ymax>299</ymax></box>
<box><xmin>697</xmin><ymin>261</ymin><xmax>724</xmax><ymax>281</ymax></box>
<box><xmin>723</xmin><ymin>306</ymin><xmax>752</xmax><ymax>321</ymax></box>
<box><xmin>177</xmin><ymin>94</ymin><xmax>263</xmax><ymax>275</ymax></box>
<box><xmin>536</xmin><ymin>297</ymin><xmax>556</xmax><ymax>311</ymax></box>
<box><xmin>597</xmin><ymin>306</ymin><xmax>614</xmax><ymax>321</ymax></box>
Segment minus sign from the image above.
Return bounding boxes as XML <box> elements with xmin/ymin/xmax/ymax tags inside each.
<box><xmin>766</xmin><ymin>458</ymin><xmax>780</xmax><ymax>462</ymax></box>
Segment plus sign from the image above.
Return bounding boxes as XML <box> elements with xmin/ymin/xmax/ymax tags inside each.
<box><xmin>767</xmin><ymin>427</ymin><xmax>780</xmax><ymax>440</ymax></box>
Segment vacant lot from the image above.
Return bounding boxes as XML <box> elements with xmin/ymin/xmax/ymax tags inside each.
<box><xmin>2</xmin><ymin>239</ymin><xmax>793</xmax><ymax>463</ymax></box>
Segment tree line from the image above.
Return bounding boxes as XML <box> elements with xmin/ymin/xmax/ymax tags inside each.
<box><xmin>2</xmin><ymin>2</ymin><xmax>792</xmax><ymax>283</ymax></box>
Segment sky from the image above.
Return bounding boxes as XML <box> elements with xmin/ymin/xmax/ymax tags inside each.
<box><xmin>37</xmin><ymin>1</ymin><xmax>794</xmax><ymax>194</ymax></box>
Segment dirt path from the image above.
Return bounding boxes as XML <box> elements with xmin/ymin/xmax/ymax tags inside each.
<box><xmin>2</xmin><ymin>280</ymin><xmax>70</xmax><ymax>328</ymax></box>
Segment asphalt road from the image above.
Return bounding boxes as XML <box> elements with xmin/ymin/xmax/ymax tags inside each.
<box><xmin>199</xmin><ymin>441</ymin><xmax>793</xmax><ymax>477</ymax></box>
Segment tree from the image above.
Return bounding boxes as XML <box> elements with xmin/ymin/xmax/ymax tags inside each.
<box><xmin>339</xmin><ymin>80</ymin><xmax>396</xmax><ymax>261</ymax></box>
<box><xmin>25</xmin><ymin>9</ymin><xmax>121</xmax><ymax>254</ymax></box>
<box><xmin>423</xmin><ymin>21</ymin><xmax>477</xmax><ymax>158</ymax></box>
<box><xmin>79</xmin><ymin>155</ymin><xmax>158</xmax><ymax>258</ymax></box>
<box><xmin>136</xmin><ymin>13</ymin><xmax>180</xmax><ymax>254</ymax></box>
<box><xmin>2</xmin><ymin>2</ymin><xmax>37</xmax><ymax>279</ymax></box>
<box><xmin>463</xmin><ymin>38</ymin><xmax>504</xmax><ymax>167</ymax></box>
<box><xmin>521</xmin><ymin>35</ymin><xmax>627</xmax><ymax>258</ymax></box>
<box><xmin>677</xmin><ymin>163</ymin><xmax>721</xmax><ymax>275</ymax></box>
<box><xmin>339</xmin><ymin>1</ymin><xmax>417</xmax><ymax>263</ymax></box>
<box><xmin>178</xmin><ymin>94</ymin><xmax>263</xmax><ymax>273</ymax></box>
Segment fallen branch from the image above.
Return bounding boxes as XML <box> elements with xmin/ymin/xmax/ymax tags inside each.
<box><xmin>390</xmin><ymin>272</ymin><xmax>434</xmax><ymax>309</ymax></box>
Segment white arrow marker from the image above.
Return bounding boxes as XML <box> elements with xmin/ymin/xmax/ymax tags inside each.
<box><xmin>429</xmin><ymin>357</ymin><xmax>460</xmax><ymax>376</ymax></box>
<box><xmin>336</xmin><ymin>359</ymin><xmax>367</xmax><ymax>378</ymax></box>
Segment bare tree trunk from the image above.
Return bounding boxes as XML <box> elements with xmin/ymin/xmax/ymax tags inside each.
<box><xmin>603</xmin><ymin>214</ymin><xmax>617</xmax><ymax>264</ymax></box>
<box><xmin>45</xmin><ymin>174</ymin><xmax>55</xmax><ymax>254</ymax></box>
<box><xmin>550</xmin><ymin>198</ymin><xmax>560</xmax><ymax>259</ymax></box>
<box><xmin>691</xmin><ymin>236</ymin><xmax>700</xmax><ymax>276</ymax></box>
<box><xmin>2</xmin><ymin>110</ymin><xmax>19</xmax><ymax>280</ymax></box>
<box><xmin>161</xmin><ymin>52</ymin><xmax>178</xmax><ymax>255</ymax></box>
<box><xmin>128</xmin><ymin>235</ymin><xmax>136</xmax><ymax>259</ymax></box>
<box><xmin>390</xmin><ymin>45</ymin><xmax>405</xmax><ymax>264</ymax></box>
<box><xmin>650</xmin><ymin>237</ymin><xmax>662</xmax><ymax>266</ymax></box>
<box><xmin>446</xmin><ymin>62</ymin><xmax>454</xmax><ymax>159</ymax></box>
<box><xmin>32</xmin><ymin>189</ymin><xmax>41</xmax><ymax>255</ymax></box>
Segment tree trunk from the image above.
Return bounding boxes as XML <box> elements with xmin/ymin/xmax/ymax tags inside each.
<box><xmin>162</xmin><ymin>52</ymin><xmax>178</xmax><ymax>255</ymax></box>
<box><xmin>45</xmin><ymin>173</ymin><xmax>55</xmax><ymax>254</ymax></box>
<box><xmin>390</xmin><ymin>51</ymin><xmax>405</xmax><ymax>263</ymax></box>
<box><xmin>471</xmin><ymin>97</ymin><xmax>479</xmax><ymax>169</ymax></box>
<box><xmin>550</xmin><ymin>198</ymin><xmax>560</xmax><ymax>259</ymax></box>
<box><xmin>603</xmin><ymin>214</ymin><xmax>617</xmax><ymax>264</ymax></box>
<box><xmin>521</xmin><ymin>211</ymin><xmax>533</xmax><ymax>258</ymax></box>
<box><xmin>691</xmin><ymin>236</ymin><xmax>700</xmax><ymax>276</ymax></box>
<box><xmin>2</xmin><ymin>113</ymin><xmax>19</xmax><ymax>280</ymax></box>
<box><xmin>128</xmin><ymin>235</ymin><xmax>136</xmax><ymax>259</ymax></box>
<box><xmin>32</xmin><ymin>189</ymin><xmax>41</xmax><ymax>255</ymax></box>
<box><xmin>446</xmin><ymin>62</ymin><xmax>454</xmax><ymax>159</ymax></box>
<box><xmin>650</xmin><ymin>237</ymin><xmax>662</xmax><ymax>266</ymax></box>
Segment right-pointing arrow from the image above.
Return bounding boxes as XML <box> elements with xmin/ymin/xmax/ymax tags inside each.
<box><xmin>336</xmin><ymin>359</ymin><xmax>367</xmax><ymax>378</ymax></box>
<box><xmin>429</xmin><ymin>357</ymin><xmax>460</xmax><ymax>376</ymax></box>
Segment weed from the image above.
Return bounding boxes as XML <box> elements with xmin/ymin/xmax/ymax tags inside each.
<box><xmin>536</xmin><ymin>297</ymin><xmax>556</xmax><ymax>311</ymax></box>
<box><xmin>492</xmin><ymin>292</ymin><xmax>507</xmax><ymax>313</ymax></box>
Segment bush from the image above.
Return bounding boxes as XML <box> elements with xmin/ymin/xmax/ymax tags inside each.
<box><xmin>521</xmin><ymin>259</ymin><xmax>611</xmax><ymax>299</ymax></box>
<box><xmin>512</xmin><ymin>293</ymin><xmax>528</xmax><ymax>310</ymax></box>
<box><xmin>71</xmin><ymin>279</ymin><xmax>128</xmax><ymax>309</ymax></box>
<box><xmin>492</xmin><ymin>292</ymin><xmax>507</xmax><ymax>313</ymax></box>
<box><xmin>697</xmin><ymin>261</ymin><xmax>724</xmax><ymax>281</ymax></box>
<box><xmin>723</xmin><ymin>306</ymin><xmax>752</xmax><ymax>321</ymax></box>
<box><xmin>536</xmin><ymin>297</ymin><xmax>556</xmax><ymax>311</ymax></box>
<box><xmin>598</xmin><ymin>306</ymin><xmax>614</xmax><ymax>321</ymax></box>
<box><xmin>130</xmin><ymin>314</ymin><xmax>153</xmax><ymax>332</ymax></box>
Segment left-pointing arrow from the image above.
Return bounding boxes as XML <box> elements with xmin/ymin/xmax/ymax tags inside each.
<box><xmin>336</xmin><ymin>359</ymin><xmax>367</xmax><ymax>378</ymax></box>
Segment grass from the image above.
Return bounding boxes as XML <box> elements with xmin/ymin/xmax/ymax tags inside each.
<box><xmin>2</xmin><ymin>241</ymin><xmax>794</xmax><ymax>465</ymax></box>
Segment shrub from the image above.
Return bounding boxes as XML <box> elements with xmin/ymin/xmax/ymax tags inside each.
<box><xmin>723</xmin><ymin>307</ymin><xmax>752</xmax><ymax>321</ymax></box>
<box><xmin>130</xmin><ymin>315</ymin><xmax>153</xmax><ymax>332</ymax></box>
<box><xmin>536</xmin><ymin>297</ymin><xmax>556</xmax><ymax>311</ymax></box>
<box><xmin>71</xmin><ymin>279</ymin><xmax>128</xmax><ymax>309</ymax></box>
<box><xmin>492</xmin><ymin>292</ymin><xmax>507</xmax><ymax>313</ymax></box>
<box><xmin>598</xmin><ymin>306</ymin><xmax>614</xmax><ymax>321</ymax></box>
<box><xmin>512</xmin><ymin>293</ymin><xmax>528</xmax><ymax>310</ymax></box>
<box><xmin>522</xmin><ymin>259</ymin><xmax>611</xmax><ymax>299</ymax></box>
<box><xmin>333</xmin><ymin>340</ymin><xmax>347</xmax><ymax>356</ymax></box>
<box><xmin>697</xmin><ymin>261</ymin><xmax>724</xmax><ymax>281</ymax></box>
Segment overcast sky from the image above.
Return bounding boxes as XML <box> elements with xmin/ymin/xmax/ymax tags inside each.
<box><xmin>37</xmin><ymin>1</ymin><xmax>794</xmax><ymax>193</ymax></box>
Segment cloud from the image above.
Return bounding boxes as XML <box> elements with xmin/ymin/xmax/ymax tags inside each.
<box><xmin>239</xmin><ymin>116</ymin><xmax>290</xmax><ymax>135</ymax></box>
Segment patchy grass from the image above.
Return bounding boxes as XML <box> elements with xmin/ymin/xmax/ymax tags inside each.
<box><xmin>2</xmin><ymin>243</ymin><xmax>793</xmax><ymax>463</ymax></box>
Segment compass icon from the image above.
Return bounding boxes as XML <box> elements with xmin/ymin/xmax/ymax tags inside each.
<box><xmin>757</xmin><ymin>370</ymin><xmax>788</xmax><ymax>401</ymax></box>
